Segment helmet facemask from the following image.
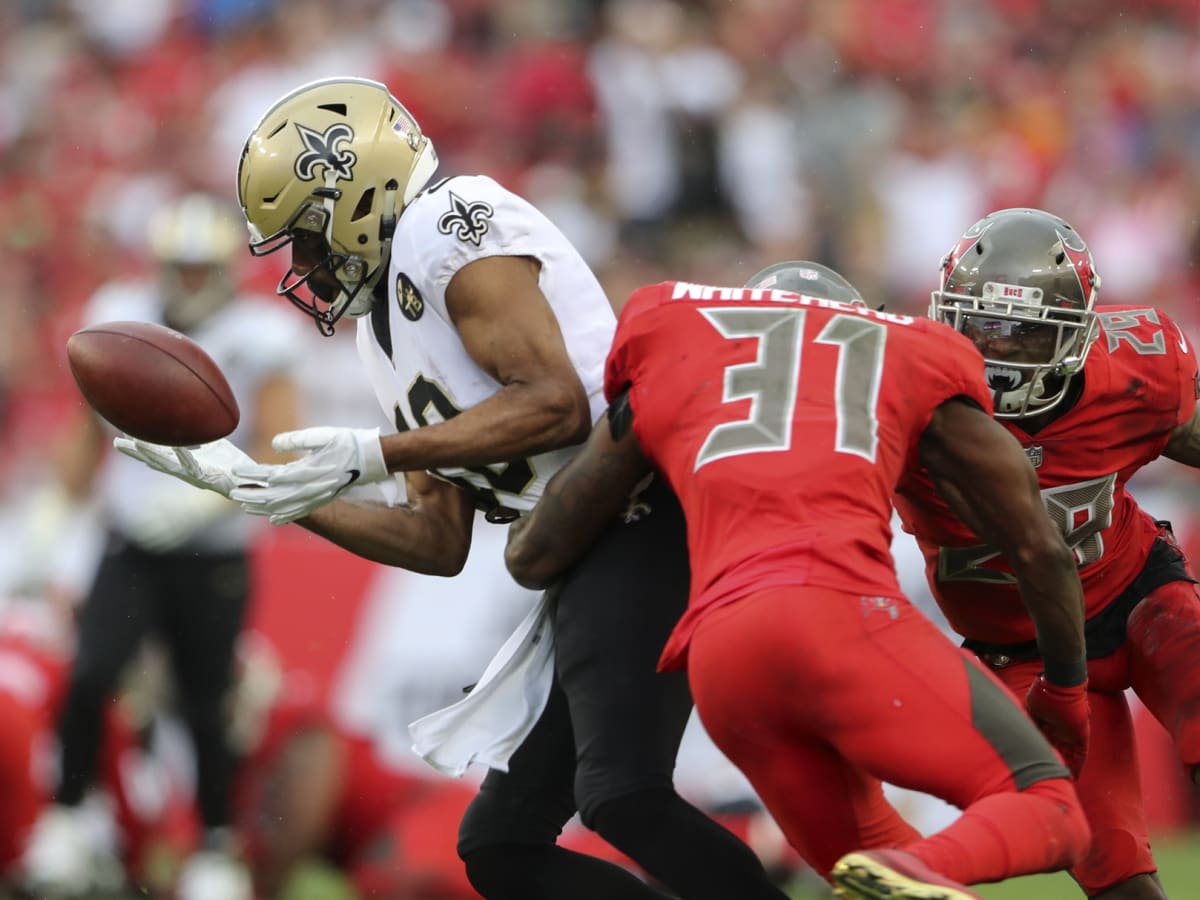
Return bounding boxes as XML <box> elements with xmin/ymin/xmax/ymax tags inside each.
<box><xmin>930</xmin><ymin>208</ymin><xmax>1101</xmax><ymax>419</ymax></box>
<box><xmin>248</xmin><ymin>191</ymin><xmax>391</xmax><ymax>336</ymax></box>
<box><xmin>933</xmin><ymin>282</ymin><xmax>1099</xmax><ymax>417</ymax></box>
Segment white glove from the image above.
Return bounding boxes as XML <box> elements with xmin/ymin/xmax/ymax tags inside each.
<box><xmin>230</xmin><ymin>426</ymin><xmax>388</xmax><ymax>525</ymax></box>
<box><xmin>113</xmin><ymin>437</ymin><xmax>261</xmax><ymax>499</ymax></box>
<box><xmin>120</xmin><ymin>485</ymin><xmax>232</xmax><ymax>553</ymax></box>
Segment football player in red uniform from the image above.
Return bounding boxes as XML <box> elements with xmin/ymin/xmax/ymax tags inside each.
<box><xmin>895</xmin><ymin>207</ymin><xmax>1200</xmax><ymax>899</ymax></box>
<box><xmin>0</xmin><ymin>599</ymin><xmax>197</xmax><ymax>894</ymax></box>
<box><xmin>503</xmin><ymin>264</ymin><xmax>1092</xmax><ymax>900</ymax></box>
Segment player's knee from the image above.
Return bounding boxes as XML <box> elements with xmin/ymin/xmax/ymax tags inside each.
<box><xmin>575</xmin><ymin>761</ymin><xmax>675</xmax><ymax>829</ymax></box>
<box><xmin>1023</xmin><ymin>777</ymin><xmax>1092</xmax><ymax>869</ymax></box>
<box><xmin>459</xmin><ymin>844</ymin><xmax>536</xmax><ymax>900</ymax></box>
<box><xmin>1089</xmin><ymin>873</ymin><xmax>1169</xmax><ymax>900</ymax></box>
<box><xmin>583</xmin><ymin>785</ymin><xmax>672</xmax><ymax>840</ymax></box>
<box><xmin>457</xmin><ymin>783</ymin><xmax>566</xmax><ymax>861</ymax></box>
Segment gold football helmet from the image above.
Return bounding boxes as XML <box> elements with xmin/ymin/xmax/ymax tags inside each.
<box><xmin>237</xmin><ymin>77</ymin><xmax>439</xmax><ymax>334</ymax></box>
<box><xmin>149</xmin><ymin>193</ymin><xmax>242</xmax><ymax>332</ymax></box>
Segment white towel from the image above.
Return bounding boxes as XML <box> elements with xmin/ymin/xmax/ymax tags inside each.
<box><xmin>408</xmin><ymin>591</ymin><xmax>555</xmax><ymax>777</ymax></box>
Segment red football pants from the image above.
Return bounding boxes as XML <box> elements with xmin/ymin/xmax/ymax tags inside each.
<box><xmin>687</xmin><ymin>586</ymin><xmax>1089</xmax><ymax>884</ymax></box>
<box><xmin>985</xmin><ymin>577</ymin><xmax>1200</xmax><ymax>895</ymax></box>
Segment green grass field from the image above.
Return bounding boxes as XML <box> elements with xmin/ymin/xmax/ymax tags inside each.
<box><xmin>786</xmin><ymin>831</ymin><xmax>1200</xmax><ymax>899</ymax></box>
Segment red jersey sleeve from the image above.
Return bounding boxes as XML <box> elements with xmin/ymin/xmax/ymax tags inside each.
<box><xmin>1161</xmin><ymin>308</ymin><xmax>1199</xmax><ymax>429</ymax></box>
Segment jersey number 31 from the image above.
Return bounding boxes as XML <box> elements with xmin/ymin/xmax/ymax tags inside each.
<box><xmin>695</xmin><ymin>308</ymin><xmax>885</xmax><ymax>471</ymax></box>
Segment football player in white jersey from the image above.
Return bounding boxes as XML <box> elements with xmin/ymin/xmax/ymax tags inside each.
<box><xmin>117</xmin><ymin>78</ymin><xmax>790</xmax><ymax>900</ymax></box>
<box><xmin>22</xmin><ymin>193</ymin><xmax>307</xmax><ymax>900</ymax></box>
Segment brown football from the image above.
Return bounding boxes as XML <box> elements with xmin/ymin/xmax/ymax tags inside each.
<box><xmin>66</xmin><ymin>320</ymin><xmax>240</xmax><ymax>446</ymax></box>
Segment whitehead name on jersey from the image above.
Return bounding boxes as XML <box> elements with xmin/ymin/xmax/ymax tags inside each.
<box><xmin>356</xmin><ymin>174</ymin><xmax>615</xmax><ymax>516</ymax></box>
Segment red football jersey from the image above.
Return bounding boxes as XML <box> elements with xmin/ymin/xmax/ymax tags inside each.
<box><xmin>605</xmin><ymin>281</ymin><xmax>992</xmax><ymax>670</ymax></box>
<box><xmin>895</xmin><ymin>305</ymin><xmax>1200</xmax><ymax>645</ymax></box>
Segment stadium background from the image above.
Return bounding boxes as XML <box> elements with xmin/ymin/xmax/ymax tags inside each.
<box><xmin>1</xmin><ymin>0</ymin><xmax>1198</xmax><ymax>897</ymax></box>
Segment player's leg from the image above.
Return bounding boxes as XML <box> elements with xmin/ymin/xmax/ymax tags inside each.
<box><xmin>56</xmin><ymin>542</ymin><xmax>159</xmax><ymax>804</ymax></box>
<box><xmin>161</xmin><ymin>549</ymin><xmax>249</xmax><ymax>836</ymax></box>
<box><xmin>556</xmin><ymin>477</ymin><xmax>790</xmax><ymax>900</ymax></box>
<box><xmin>25</xmin><ymin>542</ymin><xmax>159</xmax><ymax>893</ymax></box>
<box><xmin>687</xmin><ymin>586</ymin><xmax>1088</xmax><ymax>888</ymax></box>
<box><xmin>1128</xmin><ymin>578</ymin><xmax>1200</xmax><ymax>782</ymax></box>
<box><xmin>456</xmin><ymin>677</ymin><xmax>671</xmax><ymax>900</ymax></box>
<box><xmin>990</xmin><ymin>656</ymin><xmax>1164</xmax><ymax>898</ymax></box>
<box><xmin>834</xmin><ymin>595</ymin><xmax>1088</xmax><ymax>885</ymax></box>
<box><xmin>1068</xmin><ymin>690</ymin><xmax>1164</xmax><ymax>900</ymax></box>
<box><xmin>161</xmin><ymin>550</ymin><xmax>253</xmax><ymax>900</ymax></box>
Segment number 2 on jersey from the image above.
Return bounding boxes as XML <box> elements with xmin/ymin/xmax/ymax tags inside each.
<box><xmin>694</xmin><ymin>308</ymin><xmax>886</xmax><ymax>470</ymax></box>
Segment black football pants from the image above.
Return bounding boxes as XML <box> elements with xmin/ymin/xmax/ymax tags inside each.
<box><xmin>55</xmin><ymin>536</ymin><xmax>248</xmax><ymax>830</ymax></box>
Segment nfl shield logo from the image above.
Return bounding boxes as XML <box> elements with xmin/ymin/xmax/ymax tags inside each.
<box><xmin>1025</xmin><ymin>445</ymin><xmax>1044</xmax><ymax>468</ymax></box>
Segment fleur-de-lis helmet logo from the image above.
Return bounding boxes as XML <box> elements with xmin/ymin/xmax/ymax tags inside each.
<box><xmin>437</xmin><ymin>191</ymin><xmax>494</xmax><ymax>247</ymax></box>
<box><xmin>293</xmin><ymin>122</ymin><xmax>357</xmax><ymax>182</ymax></box>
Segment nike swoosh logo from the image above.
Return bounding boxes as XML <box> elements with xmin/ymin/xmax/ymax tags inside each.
<box><xmin>1174</xmin><ymin>321</ymin><xmax>1190</xmax><ymax>353</ymax></box>
<box><xmin>340</xmin><ymin>469</ymin><xmax>361</xmax><ymax>491</ymax></box>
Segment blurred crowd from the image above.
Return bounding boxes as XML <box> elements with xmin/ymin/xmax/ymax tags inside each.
<box><xmin>3</xmin><ymin>0</ymin><xmax>1200</xmax><ymax>498</ymax></box>
<box><xmin>1</xmin><ymin>0</ymin><xmax>1199</xmax><ymax>894</ymax></box>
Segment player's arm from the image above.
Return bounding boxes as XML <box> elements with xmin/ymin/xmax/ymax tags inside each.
<box><xmin>298</xmin><ymin>471</ymin><xmax>476</xmax><ymax>576</ymax></box>
<box><xmin>379</xmin><ymin>255</ymin><xmax>593</xmax><ymax>471</ymax></box>
<box><xmin>505</xmin><ymin>392</ymin><xmax>652</xmax><ymax>589</ymax></box>
<box><xmin>229</xmin><ymin>255</ymin><xmax>595</xmax><ymax>521</ymax></box>
<box><xmin>920</xmin><ymin>398</ymin><xmax>1086</xmax><ymax>678</ymax></box>
<box><xmin>1162</xmin><ymin>406</ymin><xmax>1200</xmax><ymax>466</ymax></box>
<box><xmin>921</xmin><ymin>397</ymin><xmax>1090</xmax><ymax>774</ymax></box>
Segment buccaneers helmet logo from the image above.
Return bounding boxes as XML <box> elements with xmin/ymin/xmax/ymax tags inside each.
<box><xmin>293</xmin><ymin>122</ymin><xmax>357</xmax><ymax>182</ymax></box>
<box><xmin>1053</xmin><ymin>228</ymin><xmax>1098</xmax><ymax>305</ymax></box>
<box><xmin>437</xmin><ymin>192</ymin><xmax>494</xmax><ymax>247</ymax></box>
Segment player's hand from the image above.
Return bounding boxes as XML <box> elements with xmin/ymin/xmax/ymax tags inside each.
<box><xmin>1025</xmin><ymin>676</ymin><xmax>1090</xmax><ymax>779</ymax></box>
<box><xmin>114</xmin><ymin>436</ymin><xmax>259</xmax><ymax>499</ymax></box>
<box><xmin>122</xmin><ymin>485</ymin><xmax>232</xmax><ymax>552</ymax></box>
<box><xmin>230</xmin><ymin>426</ymin><xmax>388</xmax><ymax>524</ymax></box>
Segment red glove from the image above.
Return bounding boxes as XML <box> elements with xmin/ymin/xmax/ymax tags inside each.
<box><xmin>1025</xmin><ymin>676</ymin><xmax>1090</xmax><ymax>779</ymax></box>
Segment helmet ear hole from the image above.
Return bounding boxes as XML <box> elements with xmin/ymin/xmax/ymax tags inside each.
<box><xmin>351</xmin><ymin>188</ymin><xmax>375</xmax><ymax>221</ymax></box>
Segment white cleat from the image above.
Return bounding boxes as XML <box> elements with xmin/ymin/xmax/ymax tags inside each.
<box><xmin>176</xmin><ymin>849</ymin><xmax>253</xmax><ymax>900</ymax></box>
<box><xmin>20</xmin><ymin>804</ymin><xmax>100</xmax><ymax>897</ymax></box>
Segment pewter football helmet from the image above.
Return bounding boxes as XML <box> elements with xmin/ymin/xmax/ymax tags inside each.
<box><xmin>930</xmin><ymin>208</ymin><xmax>1100</xmax><ymax>418</ymax></box>
<box><xmin>745</xmin><ymin>260</ymin><xmax>865</xmax><ymax>306</ymax></box>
